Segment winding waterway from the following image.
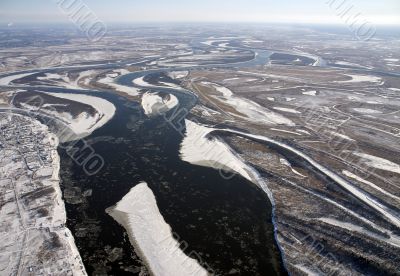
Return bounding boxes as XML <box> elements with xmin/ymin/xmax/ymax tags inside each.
<box><xmin>0</xmin><ymin>38</ymin><xmax>291</xmax><ymax>275</ymax></box>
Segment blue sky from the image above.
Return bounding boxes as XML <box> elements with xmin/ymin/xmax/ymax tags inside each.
<box><xmin>0</xmin><ymin>0</ymin><xmax>399</xmax><ymax>25</ymax></box>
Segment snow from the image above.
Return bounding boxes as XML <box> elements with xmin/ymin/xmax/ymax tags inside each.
<box><xmin>133</xmin><ymin>76</ymin><xmax>153</xmax><ymax>87</ymax></box>
<box><xmin>279</xmin><ymin>158</ymin><xmax>291</xmax><ymax>167</ymax></box>
<box><xmin>44</xmin><ymin>92</ymin><xmax>116</xmax><ymax>137</ymax></box>
<box><xmin>353</xmin><ymin>152</ymin><xmax>400</xmax><ymax>175</ymax></box>
<box><xmin>328</xmin><ymin>131</ymin><xmax>354</xmax><ymax>141</ymax></box>
<box><xmin>133</xmin><ymin>76</ymin><xmax>183</xmax><ymax>90</ymax></box>
<box><xmin>211</xmin><ymin>82</ymin><xmax>232</xmax><ymax>97</ymax></box>
<box><xmin>203</xmin><ymin>82</ymin><xmax>294</xmax><ymax>126</ymax></box>
<box><xmin>279</xmin><ymin>157</ymin><xmax>307</xmax><ymax>177</ymax></box>
<box><xmin>342</xmin><ymin>170</ymin><xmax>400</xmax><ymax>201</ymax></box>
<box><xmin>221</xmin><ymin>129</ymin><xmax>400</xmax><ymax>229</ymax></box>
<box><xmin>384</xmin><ymin>58</ymin><xmax>399</xmax><ymax>62</ymax></box>
<box><xmin>0</xmin><ymin>72</ymin><xmax>36</xmax><ymax>85</ymax></box>
<box><xmin>180</xmin><ymin>120</ymin><xmax>257</xmax><ymax>183</ymax></box>
<box><xmin>37</xmin><ymin>72</ymin><xmax>88</xmax><ymax>90</ymax></box>
<box><xmin>337</xmin><ymin>74</ymin><xmax>382</xmax><ymax>83</ymax></box>
<box><xmin>224</xmin><ymin>77</ymin><xmax>239</xmax><ymax>81</ymax></box>
<box><xmin>334</xmin><ymin>61</ymin><xmax>372</xmax><ymax>69</ymax></box>
<box><xmin>98</xmin><ymin>72</ymin><xmax>140</xmax><ymax>97</ymax></box>
<box><xmin>194</xmin><ymin>105</ymin><xmax>221</xmax><ymax>117</ymax></box>
<box><xmin>388</xmin><ymin>88</ymin><xmax>400</xmax><ymax>92</ymax></box>
<box><xmin>107</xmin><ymin>182</ymin><xmax>208</xmax><ymax>276</ymax></box>
<box><xmin>141</xmin><ymin>92</ymin><xmax>178</xmax><ymax>117</ymax></box>
<box><xmin>302</xmin><ymin>90</ymin><xmax>317</xmax><ymax>96</ymax></box>
<box><xmin>273</xmin><ymin>107</ymin><xmax>301</xmax><ymax>114</ymax></box>
<box><xmin>167</xmin><ymin>71</ymin><xmax>189</xmax><ymax>79</ymax></box>
<box><xmin>318</xmin><ymin>217</ymin><xmax>400</xmax><ymax>248</ymax></box>
<box><xmin>271</xmin><ymin>128</ymin><xmax>302</xmax><ymax>136</ymax></box>
<box><xmin>0</xmin><ymin>113</ymin><xmax>87</xmax><ymax>275</ymax></box>
<box><xmin>296</xmin><ymin>129</ymin><xmax>311</xmax><ymax>135</ymax></box>
<box><xmin>202</xmin><ymin>39</ymin><xmax>228</xmax><ymax>46</ymax></box>
<box><xmin>36</xmin><ymin>70</ymin><xmax>96</xmax><ymax>89</ymax></box>
<box><xmin>294</xmin><ymin>265</ymin><xmax>320</xmax><ymax>276</ymax></box>
<box><xmin>353</xmin><ymin>108</ymin><xmax>382</xmax><ymax>114</ymax></box>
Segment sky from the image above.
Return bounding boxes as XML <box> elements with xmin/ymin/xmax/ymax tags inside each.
<box><xmin>0</xmin><ymin>0</ymin><xmax>399</xmax><ymax>25</ymax></box>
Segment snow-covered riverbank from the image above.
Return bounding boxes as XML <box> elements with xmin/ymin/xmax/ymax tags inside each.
<box><xmin>0</xmin><ymin>113</ymin><xmax>86</xmax><ymax>275</ymax></box>
<box><xmin>44</xmin><ymin>92</ymin><xmax>116</xmax><ymax>138</ymax></box>
<box><xmin>180</xmin><ymin>119</ymin><xmax>259</xmax><ymax>184</ymax></box>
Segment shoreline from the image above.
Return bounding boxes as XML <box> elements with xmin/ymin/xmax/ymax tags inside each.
<box><xmin>0</xmin><ymin>113</ymin><xmax>87</xmax><ymax>275</ymax></box>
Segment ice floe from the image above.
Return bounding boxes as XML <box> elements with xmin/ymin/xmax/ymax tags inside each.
<box><xmin>107</xmin><ymin>182</ymin><xmax>208</xmax><ymax>276</ymax></box>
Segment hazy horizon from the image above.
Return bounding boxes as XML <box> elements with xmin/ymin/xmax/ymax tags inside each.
<box><xmin>1</xmin><ymin>0</ymin><xmax>399</xmax><ymax>25</ymax></box>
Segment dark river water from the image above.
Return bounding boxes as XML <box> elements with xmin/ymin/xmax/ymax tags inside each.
<box><xmin>2</xmin><ymin>39</ymin><xmax>288</xmax><ymax>275</ymax></box>
<box><xmin>56</xmin><ymin>43</ymin><xmax>287</xmax><ymax>275</ymax></box>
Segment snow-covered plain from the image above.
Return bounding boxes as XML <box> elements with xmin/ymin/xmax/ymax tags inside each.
<box><xmin>203</xmin><ymin>82</ymin><xmax>294</xmax><ymax>126</ymax></box>
<box><xmin>107</xmin><ymin>182</ymin><xmax>208</xmax><ymax>276</ymax></box>
<box><xmin>219</xmin><ymin>128</ymin><xmax>400</xmax><ymax>229</ymax></box>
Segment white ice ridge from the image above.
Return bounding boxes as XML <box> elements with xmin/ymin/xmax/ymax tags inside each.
<box><xmin>107</xmin><ymin>182</ymin><xmax>208</xmax><ymax>276</ymax></box>
<box><xmin>216</xmin><ymin>128</ymin><xmax>400</xmax><ymax>229</ymax></box>
<box><xmin>180</xmin><ymin>120</ymin><xmax>257</xmax><ymax>183</ymax></box>
<box><xmin>141</xmin><ymin>92</ymin><xmax>178</xmax><ymax>117</ymax></box>
<box><xmin>44</xmin><ymin>92</ymin><xmax>116</xmax><ymax>137</ymax></box>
